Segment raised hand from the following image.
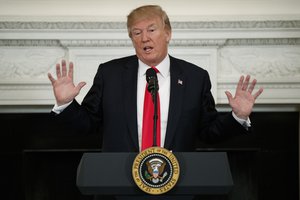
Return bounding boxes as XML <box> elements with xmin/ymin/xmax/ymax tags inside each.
<box><xmin>225</xmin><ymin>75</ymin><xmax>263</xmax><ymax>120</ymax></box>
<box><xmin>48</xmin><ymin>60</ymin><xmax>86</xmax><ymax>106</ymax></box>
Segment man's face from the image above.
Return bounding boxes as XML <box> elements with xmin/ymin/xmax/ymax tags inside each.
<box><xmin>130</xmin><ymin>17</ymin><xmax>171</xmax><ymax>67</ymax></box>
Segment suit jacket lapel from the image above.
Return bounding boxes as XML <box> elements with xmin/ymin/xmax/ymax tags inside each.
<box><xmin>122</xmin><ymin>56</ymin><xmax>139</xmax><ymax>151</ymax></box>
<box><xmin>164</xmin><ymin>56</ymin><xmax>185</xmax><ymax>150</ymax></box>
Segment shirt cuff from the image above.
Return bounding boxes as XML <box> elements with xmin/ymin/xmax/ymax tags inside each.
<box><xmin>52</xmin><ymin>101</ymin><xmax>73</xmax><ymax>114</ymax></box>
<box><xmin>232</xmin><ymin>111</ymin><xmax>251</xmax><ymax>130</ymax></box>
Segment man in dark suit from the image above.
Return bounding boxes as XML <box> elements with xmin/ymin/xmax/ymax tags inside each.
<box><xmin>48</xmin><ymin>5</ymin><xmax>263</xmax><ymax>152</ymax></box>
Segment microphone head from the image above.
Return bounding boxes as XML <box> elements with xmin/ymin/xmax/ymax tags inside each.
<box><xmin>146</xmin><ymin>68</ymin><xmax>159</xmax><ymax>93</ymax></box>
<box><xmin>146</xmin><ymin>68</ymin><xmax>157</xmax><ymax>83</ymax></box>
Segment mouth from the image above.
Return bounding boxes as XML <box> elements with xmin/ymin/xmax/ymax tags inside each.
<box><xmin>143</xmin><ymin>46</ymin><xmax>153</xmax><ymax>53</ymax></box>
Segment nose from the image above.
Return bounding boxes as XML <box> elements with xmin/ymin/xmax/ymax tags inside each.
<box><xmin>141</xmin><ymin>31</ymin><xmax>150</xmax><ymax>42</ymax></box>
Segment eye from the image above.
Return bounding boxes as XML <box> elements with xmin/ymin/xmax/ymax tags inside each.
<box><xmin>132</xmin><ymin>30</ymin><xmax>142</xmax><ymax>37</ymax></box>
<box><xmin>148</xmin><ymin>28</ymin><xmax>156</xmax><ymax>33</ymax></box>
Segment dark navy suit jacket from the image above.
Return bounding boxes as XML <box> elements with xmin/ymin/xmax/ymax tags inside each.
<box><xmin>56</xmin><ymin>55</ymin><xmax>247</xmax><ymax>152</ymax></box>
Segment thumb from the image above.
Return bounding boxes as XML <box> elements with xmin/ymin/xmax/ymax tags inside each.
<box><xmin>47</xmin><ymin>73</ymin><xmax>55</xmax><ymax>85</ymax></box>
<box><xmin>225</xmin><ymin>91</ymin><xmax>233</xmax><ymax>103</ymax></box>
<box><xmin>75</xmin><ymin>82</ymin><xmax>86</xmax><ymax>93</ymax></box>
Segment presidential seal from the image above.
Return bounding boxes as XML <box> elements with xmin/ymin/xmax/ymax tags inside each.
<box><xmin>132</xmin><ymin>147</ymin><xmax>180</xmax><ymax>195</ymax></box>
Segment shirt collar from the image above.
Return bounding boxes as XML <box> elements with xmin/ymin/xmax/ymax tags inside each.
<box><xmin>138</xmin><ymin>55</ymin><xmax>170</xmax><ymax>78</ymax></box>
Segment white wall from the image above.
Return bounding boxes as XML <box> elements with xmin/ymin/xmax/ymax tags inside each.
<box><xmin>0</xmin><ymin>0</ymin><xmax>300</xmax><ymax>21</ymax></box>
<box><xmin>0</xmin><ymin>0</ymin><xmax>300</xmax><ymax>109</ymax></box>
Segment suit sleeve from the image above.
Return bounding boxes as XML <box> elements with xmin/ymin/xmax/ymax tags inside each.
<box><xmin>53</xmin><ymin>65</ymin><xmax>104</xmax><ymax>135</ymax></box>
<box><xmin>198</xmin><ymin>71</ymin><xmax>248</xmax><ymax>143</ymax></box>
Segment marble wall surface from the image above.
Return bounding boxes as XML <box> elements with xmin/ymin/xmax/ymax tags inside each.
<box><xmin>0</xmin><ymin>20</ymin><xmax>300</xmax><ymax>107</ymax></box>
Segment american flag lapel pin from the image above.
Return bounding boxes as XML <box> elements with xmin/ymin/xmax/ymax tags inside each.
<box><xmin>177</xmin><ymin>79</ymin><xmax>183</xmax><ymax>85</ymax></box>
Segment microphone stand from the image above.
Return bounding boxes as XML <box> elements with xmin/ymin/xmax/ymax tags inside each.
<box><xmin>151</xmin><ymin>79</ymin><xmax>158</xmax><ymax>147</ymax></box>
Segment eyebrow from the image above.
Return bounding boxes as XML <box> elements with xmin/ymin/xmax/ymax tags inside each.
<box><xmin>132</xmin><ymin>23</ymin><xmax>158</xmax><ymax>31</ymax></box>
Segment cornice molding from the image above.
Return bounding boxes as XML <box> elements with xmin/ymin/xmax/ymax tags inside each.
<box><xmin>0</xmin><ymin>40</ymin><xmax>62</xmax><ymax>47</ymax></box>
<box><xmin>1</xmin><ymin>20</ymin><xmax>300</xmax><ymax>30</ymax></box>
<box><xmin>224</xmin><ymin>38</ymin><xmax>300</xmax><ymax>46</ymax></box>
<box><xmin>0</xmin><ymin>21</ymin><xmax>126</xmax><ymax>30</ymax></box>
<box><xmin>1</xmin><ymin>38</ymin><xmax>299</xmax><ymax>47</ymax></box>
<box><xmin>60</xmin><ymin>39</ymin><xmax>228</xmax><ymax>47</ymax></box>
<box><xmin>59</xmin><ymin>39</ymin><xmax>131</xmax><ymax>47</ymax></box>
<box><xmin>171</xmin><ymin>21</ymin><xmax>300</xmax><ymax>29</ymax></box>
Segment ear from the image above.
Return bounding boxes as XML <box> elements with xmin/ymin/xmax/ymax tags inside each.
<box><xmin>165</xmin><ymin>30</ymin><xmax>172</xmax><ymax>43</ymax></box>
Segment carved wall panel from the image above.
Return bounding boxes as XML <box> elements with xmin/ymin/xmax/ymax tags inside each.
<box><xmin>217</xmin><ymin>45</ymin><xmax>300</xmax><ymax>104</ymax></box>
<box><xmin>0</xmin><ymin>21</ymin><xmax>299</xmax><ymax>107</ymax></box>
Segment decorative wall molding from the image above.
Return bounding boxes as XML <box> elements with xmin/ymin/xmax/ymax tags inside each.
<box><xmin>0</xmin><ymin>20</ymin><xmax>299</xmax><ymax>106</ymax></box>
<box><xmin>1</xmin><ymin>21</ymin><xmax>300</xmax><ymax>30</ymax></box>
<box><xmin>1</xmin><ymin>38</ymin><xmax>300</xmax><ymax>48</ymax></box>
<box><xmin>60</xmin><ymin>39</ymin><xmax>132</xmax><ymax>47</ymax></box>
<box><xmin>218</xmin><ymin>46</ymin><xmax>300</xmax><ymax>78</ymax></box>
<box><xmin>0</xmin><ymin>47</ymin><xmax>65</xmax><ymax>81</ymax></box>
<box><xmin>0</xmin><ymin>21</ymin><xmax>127</xmax><ymax>30</ymax></box>
<box><xmin>0</xmin><ymin>40</ymin><xmax>62</xmax><ymax>47</ymax></box>
<box><xmin>60</xmin><ymin>39</ymin><xmax>228</xmax><ymax>47</ymax></box>
<box><xmin>1</xmin><ymin>39</ymin><xmax>300</xmax><ymax>48</ymax></box>
<box><xmin>224</xmin><ymin>38</ymin><xmax>300</xmax><ymax>46</ymax></box>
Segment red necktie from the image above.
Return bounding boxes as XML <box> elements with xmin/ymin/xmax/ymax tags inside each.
<box><xmin>141</xmin><ymin>67</ymin><xmax>161</xmax><ymax>151</ymax></box>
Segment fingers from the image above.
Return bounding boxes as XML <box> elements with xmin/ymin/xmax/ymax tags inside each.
<box><xmin>253</xmin><ymin>87</ymin><xmax>264</xmax><ymax>100</ymax></box>
<box><xmin>56</xmin><ymin>63</ymin><xmax>61</xmax><ymax>78</ymax></box>
<box><xmin>47</xmin><ymin>73</ymin><xmax>55</xmax><ymax>84</ymax></box>
<box><xmin>242</xmin><ymin>75</ymin><xmax>250</xmax><ymax>91</ymax></box>
<box><xmin>236</xmin><ymin>76</ymin><xmax>244</xmax><ymax>91</ymax></box>
<box><xmin>238</xmin><ymin>75</ymin><xmax>257</xmax><ymax>93</ymax></box>
<box><xmin>54</xmin><ymin>59</ymin><xmax>73</xmax><ymax>79</ymax></box>
<box><xmin>61</xmin><ymin>60</ymin><xmax>67</xmax><ymax>77</ymax></box>
<box><xmin>247</xmin><ymin>78</ymin><xmax>257</xmax><ymax>94</ymax></box>
<box><xmin>68</xmin><ymin>62</ymin><xmax>74</xmax><ymax>80</ymax></box>
<box><xmin>237</xmin><ymin>74</ymin><xmax>263</xmax><ymax>99</ymax></box>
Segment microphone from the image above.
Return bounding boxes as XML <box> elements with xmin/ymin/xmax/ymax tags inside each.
<box><xmin>146</xmin><ymin>68</ymin><xmax>159</xmax><ymax>147</ymax></box>
<box><xmin>146</xmin><ymin>68</ymin><xmax>159</xmax><ymax>99</ymax></box>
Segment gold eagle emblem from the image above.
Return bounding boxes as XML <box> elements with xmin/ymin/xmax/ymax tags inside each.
<box><xmin>145</xmin><ymin>158</ymin><xmax>167</xmax><ymax>183</ymax></box>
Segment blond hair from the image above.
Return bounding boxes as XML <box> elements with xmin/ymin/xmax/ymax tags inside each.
<box><xmin>127</xmin><ymin>5</ymin><xmax>172</xmax><ymax>37</ymax></box>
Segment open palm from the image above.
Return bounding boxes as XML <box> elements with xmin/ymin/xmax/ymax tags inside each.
<box><xmin>48</xmin><ymin>60</ymin><xmax>86</xmax><ymax>106</ymax></box>
<box><xmin>225</xmin><ymin>75</ymin><xmax>263</xmax><ymax>120</ymax></box>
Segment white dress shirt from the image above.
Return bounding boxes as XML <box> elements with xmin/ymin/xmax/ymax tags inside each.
<box><xmin>137</xmin><ymin>56</ymin><xmax>170</xmax><ymax>151</ymax></box>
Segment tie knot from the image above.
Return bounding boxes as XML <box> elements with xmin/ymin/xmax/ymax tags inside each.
<box><xmin>151</xmin><ymin>66</ymin><xmax>159</xmax><ymax>73</ymax></box>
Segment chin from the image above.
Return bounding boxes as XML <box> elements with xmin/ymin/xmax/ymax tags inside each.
<box><xmin>142</xmin><ymin>57</ymin><xmax>157</xmax><ymax>65</ymax></box>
